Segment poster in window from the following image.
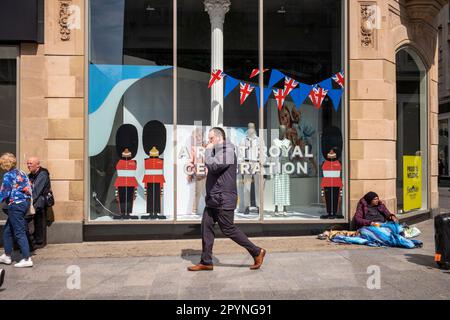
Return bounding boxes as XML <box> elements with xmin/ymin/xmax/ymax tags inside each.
<box><xmin>403</xmin><ymin>155</ymin><xmax>422</xmax><ymax>212</ymax></box>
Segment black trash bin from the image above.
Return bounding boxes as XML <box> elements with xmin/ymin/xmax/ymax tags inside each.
<box><xmin>435</xmin><ymin>213</ymin><xmax>450</xmax><ymax>270</ymax></box>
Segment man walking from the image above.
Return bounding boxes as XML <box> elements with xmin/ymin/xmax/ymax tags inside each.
<box><xmin>187</xmin><ymin>127</ymin><xmax>266</xmax><ymax>271</ymax></box>
<box><xmin>26</xmin><ymin>157</ymin><xmax>51</xmax><ymax>248</ymax></box>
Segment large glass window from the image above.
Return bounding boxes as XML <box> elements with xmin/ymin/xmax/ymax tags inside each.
<box><xmin>175</xmin><ymin>0</ymin><xmax>212</xmax><ymax>221</ymax></box>
<box><xmin>0</xmin><ymin>45</ymin><xmax>17</xmax><ymax>221</ymax></box>
<box><xmin>263</xmin><ymin>0</ymin><xmax>344</xmax><ymax>220</ymax></box>
<box><xmin>89</xmin><ymin>0</ymin><xmax>174</xmax><ymax>221</ymax></box>
<box><xmin>88</xmin><ymin>0</ymin><xmax>345</xmax><ymax>223</ymax></box>
<box><xmin>176</xmin><ymin>0</ymin><xmax>260</xmax><ymax>221</ymax></box>
<box><xmin>438</xmin><ymin>117</ymin><xmax>449</xmax><ymax>181</ymax></box>
<box><xmin>396</xmin><ymin>48</ymin><xmax>428</xmax><ymax>213</ymax></box>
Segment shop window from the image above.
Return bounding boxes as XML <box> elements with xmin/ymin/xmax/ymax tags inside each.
<box><xmin>438</xmin><ymin>118</ymin><xmax>449</xmax><ymax>180</ymax></box>
<box><xmin>0</xmin><ymin>46</ymin><xmax>17</xmax><ymax>221</ymax></box>
<box><xmin>262</xmin><ymin>0</ymin><xmax>344</xmax><ymax>220</ymax></box>
<box><xmin>396</xmin><ymin>48</ymin><xmax>428</xmax><ymax>213</ymax></box>
<box><xmin>176</xmin><ymin>0</ymin><xmax>260</xmax><ymax>220</ymax></box>
<box><xmin>89</xmin><ymin>0</ymin><xmax>174</xmax><ymax>221</ymax></box>
<box><xmin>88</xmin><ymin>0</ymin><xmax>345</xmax><ymax>223</ymax></box>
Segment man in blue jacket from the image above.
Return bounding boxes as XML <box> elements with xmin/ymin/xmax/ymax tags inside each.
<box><xmin>27</xmin><ymin>157</ymin><xmax>52</xmax><ymax>248</ymax></box>
<box><xmin>188</xmin><ymin>127</ymin><xmax>266</xmax><ymax>271</ymax></box>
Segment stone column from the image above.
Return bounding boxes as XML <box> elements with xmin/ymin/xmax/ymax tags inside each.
<box><xmin>349</xmin><ymin>0</ymin><xmax>447</xmax><ymax>223</ymax></box>
<box><xmin>349</xmin><ymin>1</ymin><xmax>397</xmax><ymax>221</ymax></box>
<box><xmin>38</xmin><ymin>0</ymin><xmax>84</xmax><ymax>243</ymax></box>
<box><xmin>204</xmin><ymin>0</ymin><xmax>230</xmax><ymax>127</ymax></box>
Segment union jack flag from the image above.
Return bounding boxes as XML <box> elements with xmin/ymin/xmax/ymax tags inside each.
<box><xmin>273</xmin><ymin>88</ymin><xmax>286</xmax><ymax>111</ymax></box>
<box><xmin>332</xmin><ymin>71</ymin><xmax>345</xmax><ymax>88</ymax></box>
<box><xmin>208</xmin><ymin>69</ymin><xmax>225</xmax><ymax>89</ymax></box>
<box><xmin>283</xmin><ymin>77</ymin><xmax>298</xmax><ymax>97</ymax></box>
<box><xmin>249</xmin><ymin>68</ymin><xmax>269</xmax><ymax>78</ymax></box>
<box><xmin>239</xmin><ymin>82</ymin><xmax>254</xmax><ymax>105</ymax></box>
<box><xmin>309</xmin><ymin>86</ymin><xmax>328</xmax><ymax>109</ymax></box>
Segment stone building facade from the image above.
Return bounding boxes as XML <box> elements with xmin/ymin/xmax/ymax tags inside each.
<box><xmin>0</xmin><ymin>0</ymin><xmax>448</xmax><ymax>243</ymax></box>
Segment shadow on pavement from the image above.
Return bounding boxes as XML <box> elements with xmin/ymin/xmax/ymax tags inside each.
<box><xmin>180</xmin><ymin>249</ymin><xmax>249</xmax><ymax>268</ymax></box>
<box><xmin>404</xmin><ymin>253</ymin><xmax>445</xmax><ymax>270</ymax></box>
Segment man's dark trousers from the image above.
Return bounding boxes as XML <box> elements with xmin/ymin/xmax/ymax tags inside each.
<box><xmin>33</xmin><ymin>208</ymin><xmax>47</xmax><ymax>245</ymax></box>
<box><xmin>200</xmin><ymin>207</ymin><xmax>261</xmax><ymax>265</ymax></box>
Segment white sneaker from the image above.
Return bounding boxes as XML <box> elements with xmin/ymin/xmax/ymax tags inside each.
<box><xmin>14</xmin><ymin>258</ymin><xmax>33</xmax><ymax>268</ymax></box>
<box><xmin>0</xmin><ymin>254</ymin><xmax>12</xmax><ymax>265</ymax></box>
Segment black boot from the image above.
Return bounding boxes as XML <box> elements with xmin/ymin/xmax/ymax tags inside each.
<box><xmin>320</xmin><ymin>214</ymin><xmax>331</xmax><ymax>219</ymax></box>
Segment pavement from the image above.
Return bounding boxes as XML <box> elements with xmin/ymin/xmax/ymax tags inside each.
<box><xmin>1</xmin><ymin>192</ymin><xmax>450</xmax><ymax>299</ymax></box>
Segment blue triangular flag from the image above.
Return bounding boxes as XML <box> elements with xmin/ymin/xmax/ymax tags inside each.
<box><xmin>327</xmin><ymin>88</ymin><xmax>343</xmax><ymax>111</ymax></box>
<box><xmin>268</xmin><ymin>69</ymin><xmax>286</xmax><ymax>88</ymax></box>
<box><xmin>224</xmin><ymin>75</ymin><xmax>240</xmax><ymax>98</ymax></box>
<box><xmin>254</xmin><ymin>87</ymin><xmax>273</xmax><ymax>109</ymax></box>
<box><xmin>290</xmin><ymin>84</ymin><xmax>314</xmax><ymax>109</ymax></box>
<box><xmin>318</xmin><ymin>78</ymin><xmax>333</xmax><ymax>91</ymax></box>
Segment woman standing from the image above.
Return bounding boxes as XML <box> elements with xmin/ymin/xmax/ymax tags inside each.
<box><xmin>0</xmin><ymin>153</ymin><xmax>34</xmax><ymax>268</ymax></box>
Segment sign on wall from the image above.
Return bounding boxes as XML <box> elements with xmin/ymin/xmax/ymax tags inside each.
<box><xmin>403</xmin><ymin>155</ymin><xmax>422</xmax><ymax>212</ymax></box>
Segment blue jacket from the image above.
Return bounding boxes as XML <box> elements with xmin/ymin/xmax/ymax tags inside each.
<box><xmin>205</xmin><ymin>141</ymin><xmax>238</xmax><ymax>210</ymax></box>
<box><xmin>0</xmin><ymin>169</ymin><xmax>32</xmax><ymax>205</ymax></box>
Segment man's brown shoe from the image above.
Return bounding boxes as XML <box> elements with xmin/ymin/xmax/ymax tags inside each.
<box><xmin>187</xmin><ymin>264</ymin><xmax>213</xmax><ymax>271</ymax></box>
<box><xmin>250</xmin><ymin>248</ymin><xmax>266</xmax><ymax>270</ymax></box>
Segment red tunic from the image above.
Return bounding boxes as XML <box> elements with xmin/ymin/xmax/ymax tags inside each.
<box><xmin>321</xmin><ymin>160</ymin><xmax>342</xmax><ymax>188</ymax></box>
<box><xmin>142</xmin><ymin>158</ymin><xmax>165</xmax><ymax>186</ymax></box>
<box><xmin>114</xmin><ymin>159</ymin><xmax>138</xmax><ymax>187</ymax></box>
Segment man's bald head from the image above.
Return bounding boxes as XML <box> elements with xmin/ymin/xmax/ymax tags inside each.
<box><xmin>27</xmin><ymin>157</ymin><xmax>41</xmax><ymax>174</ymax></box>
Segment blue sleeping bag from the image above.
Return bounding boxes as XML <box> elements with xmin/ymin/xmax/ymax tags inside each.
<box><xmin>331</xmin><ymin>222</ymin><xmax>423</xmax><ymax>248</ymax></box>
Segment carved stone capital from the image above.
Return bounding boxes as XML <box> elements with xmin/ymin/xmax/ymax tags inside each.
<box><xmin>204</xmin><ymin>0</ymin><xmax>231</xmax><ymax>27</ymax></box>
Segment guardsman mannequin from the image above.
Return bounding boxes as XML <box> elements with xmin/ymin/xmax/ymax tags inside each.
<box><xmin>320</xmin><ymin>126</ymin><xmax>344</xmax><ymax>219</ymax></box>
<box><xmin>114</xmin><ymin>124</ymin><xmax>139</xmax><ymax>219</ymax></box>
<box><xmin>142</xmin><ymin>120</ymin><xmax>167</xmax><ymax>220</ymax></box>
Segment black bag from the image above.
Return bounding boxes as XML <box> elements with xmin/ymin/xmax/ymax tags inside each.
<box><xmin>45</xmin><ymin>190</ymin><xmax>55</xmax><ymax>207</ymax></box>
<box><xmin>434</xmin><ymin>213</ymin><xmax>450</xmax><ymax>270</ymax></box>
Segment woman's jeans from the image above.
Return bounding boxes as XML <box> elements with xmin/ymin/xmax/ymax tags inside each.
<box><xmin>3</xmin><ymin>201</ymin><xmax>31</xmax><ymax>259</ymax></box>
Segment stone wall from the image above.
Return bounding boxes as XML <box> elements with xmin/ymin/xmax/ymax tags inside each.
<box><xmin>19</xmin><ymin>0</ymin><xmax>85</xmax><ymax>242</ymax></box>
<box><xmin>349</xmin><ymin>0</ymin><xmax>446</xmax><ymax>222</ymax></box>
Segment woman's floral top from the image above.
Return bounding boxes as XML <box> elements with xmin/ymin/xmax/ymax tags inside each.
<box><xmin>0</xmin><ymin>169</ymin><xmax>32</xmax><ymax>205</ymax></box>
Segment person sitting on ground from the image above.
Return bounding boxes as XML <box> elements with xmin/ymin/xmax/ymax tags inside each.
<box><xmin>354</xmin><ymin>191</ymin><xmax>398</xmax><ymax>230</ymax></box>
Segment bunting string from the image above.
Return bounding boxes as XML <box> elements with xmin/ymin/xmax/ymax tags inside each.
<box><xmin>208</xmin><ymin>68</ymin><xmax>345</xmax><ymax>111</ymax></box>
